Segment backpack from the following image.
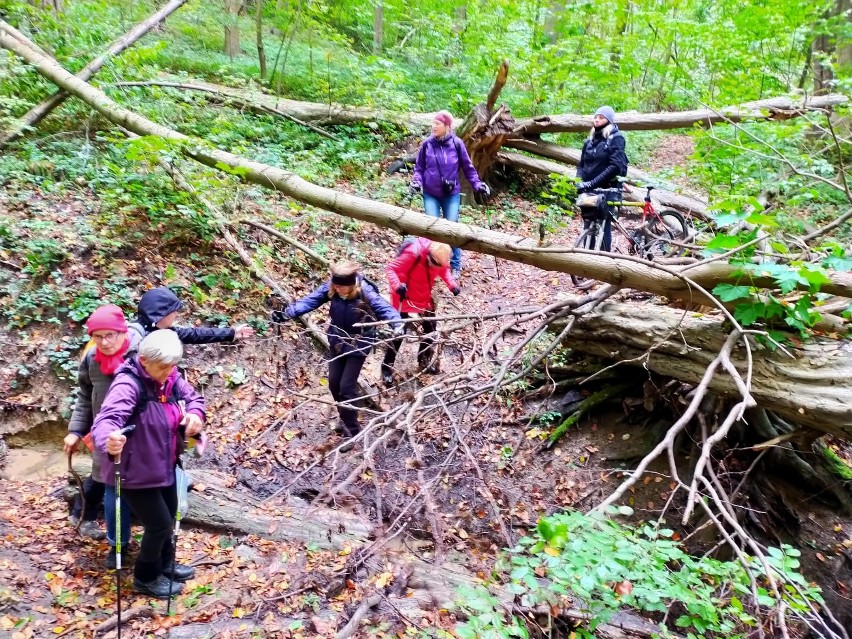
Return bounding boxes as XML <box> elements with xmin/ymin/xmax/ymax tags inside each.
<box><xmin>606</xmin><ymin>131</ymin><xmax>628</xmax><ymax>177</ymax></box>
<box><xmin>394</xmin><ymin>236</ymin><xmax>429</xmax><ymax>284</ymax></box>
<box><xmin>121</xmin><ymin>365</ymin><xmax>182</xmax><ymax>419</ymax></box>
<box><xmin>395</xmin><ymin>236</ymin><xmax>420</xmax><ymax>258</ymax></box>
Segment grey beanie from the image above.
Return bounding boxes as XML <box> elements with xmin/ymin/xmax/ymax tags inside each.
<box><xmin>594</xmin><ymin>105</ymin><xmax>616</xmax><ymax>124</ymax></box>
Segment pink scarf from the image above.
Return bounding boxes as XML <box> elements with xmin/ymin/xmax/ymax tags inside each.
<box><xmin>93</xmin><ymin>337</ymin><xmax>130</xmax><ymax>375</ymax></box>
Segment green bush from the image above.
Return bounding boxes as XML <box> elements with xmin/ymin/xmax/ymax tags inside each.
<box><xmin>456</xmin><ymin>510</ymin><xmax>822</xmax><ymax>639</ymax></box>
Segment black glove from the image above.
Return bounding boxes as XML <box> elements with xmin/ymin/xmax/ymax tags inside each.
<box><xmin>271</xmin><ymin>309</ymin><xmax>290</xmax><ymax>323</ymax></box>
<box><xmin>478</xmin><ymin>183</ymin><xmax>491</xmax><ymax>196</ymax></box>
<box><xmin>396</xmin><ymin>284</ymin><xmax>407</xmax><ymax>300</ymax></box>
<box><xmin>577</xmin><ymin>181</ymin><xmax>592</xmax><ymax>191</ymax></box>
<box><xmin>408</xmin><ymin>182</ymin><xmax>422</xmax><ymax>195</ymax></box>
<box><xmin>451</xmin><ymin>286</ymin><xmax>461</xmax><ymax>296</ymax></box>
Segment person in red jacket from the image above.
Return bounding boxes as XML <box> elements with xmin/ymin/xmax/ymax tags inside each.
<box><xmin>382</xmin><ymin>239</ymin><xmax>459</xmax><ymax>385</ymax></box>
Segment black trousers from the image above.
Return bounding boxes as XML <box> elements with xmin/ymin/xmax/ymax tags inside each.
<box><xmin>72</xmin><ymin>476</ymin><xmax>105</xmax><ymax>521</ymax></box>
<box><xmin>327</xmin><ymin>354</ymin><xmax>367</xmax><ymax>434</ymax></box>
<box><xmin>382</xmin><ymin>310</ymin><xmax>437</xmax><ymax>372</ymax></box>
<box><xmin>122</xmin><ymin>483</ymin><xmax>177</xmax><ymax>583</ymax></box>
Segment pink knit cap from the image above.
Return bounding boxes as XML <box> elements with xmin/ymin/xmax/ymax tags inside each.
<box><xmin>86</xmin><ymin>304</ymin><xmax>128</xmax><ymax>335</ymax></box>
<box><xmin>434</xmin><ymin>111</ymin><xmax>454</xmax><ymax>128</ymax></box>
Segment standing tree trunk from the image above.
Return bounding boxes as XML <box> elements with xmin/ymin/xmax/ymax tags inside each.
<box><xmin>373</xmin><ymin>1</ymin><xmax>383</xmax><ymax>55</ymax></box>
<box><xmin>813</xmin><ymin>0</ymin><xmax>852</xmax><ymax>94</ymax></box>
<box><xmin>224</xmin><ymin>0</ymin><xmax>243</xmax><ymax>59</ymax></box>
<box><xmin>255</xmin><ymin>0</ymin><xmax>267</xmax><ymax>79</ymax></box>
<box><xmin>29</xmin><ymin>0</ymin><xmax>62</xmax><ymax>13</ymax></box>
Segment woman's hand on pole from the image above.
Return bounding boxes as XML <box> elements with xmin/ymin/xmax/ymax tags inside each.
<box><xmin>181</xmin><ymin>413</ymin><xmax>204</xmax><ymax>438</ymax></box>
<box><xmin>63</xmin><ymin>433</ymin><xmax>81</xmax><ymax>455</ymax></box>
<box><xmin>106</xmin><ymin>432</ymin><xmax>126</xmax><ymax>456</ymax></box>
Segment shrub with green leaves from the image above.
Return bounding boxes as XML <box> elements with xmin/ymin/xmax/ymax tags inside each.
<box><xmin>455</xmin><ymin>510</ymin><xmax>822</xmax><ymax>639</ymax></box>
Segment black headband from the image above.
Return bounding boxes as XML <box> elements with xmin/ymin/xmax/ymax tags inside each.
<box><xmin>331</xmin><ymin>273</ymin><xmax>357</xmax><ymax>286</ymax></box>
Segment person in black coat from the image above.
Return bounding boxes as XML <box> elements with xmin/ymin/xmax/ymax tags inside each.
<box><xmin>130</xmin><ymin>286</ymin><xmax>254</xmax><ymax>344</ymax></box>
<box><xmin>272</xmin><ymin>261</ymin><xmax>402</xmax><ymax>437</ymax></box>
<box><xmin>576</xmin><ymin>106</ymin><xmax>629</xmax><ymax>251</ymax></box>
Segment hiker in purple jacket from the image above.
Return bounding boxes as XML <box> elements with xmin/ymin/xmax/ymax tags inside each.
<box><xmin>92</xmin><ymin>330</ymin><xmax>205</xmax><ymax>600</ymax></box>
<box><xmin>410</xmin><ymin>111</ymin><xmax>490</xmax><ymax>280</ymax></box>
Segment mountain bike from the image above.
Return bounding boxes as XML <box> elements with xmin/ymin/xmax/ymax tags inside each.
<box><xmin>571</xmin><ymin>186</ymin><xmax>689</xmax><ymax>289</ymax></box>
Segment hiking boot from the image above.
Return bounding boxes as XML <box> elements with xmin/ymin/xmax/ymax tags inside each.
<box><xmin>381</xmin><ymin>367</ymin><xmax>394</xmax><ymax>387</ymax></box>
<box><xmin>79</xmin><ymin>520</ymin><xmax>106</xmax><ymax>540</ymax></box>
<box><xmin>68</xmin><ymin>514</ymin><xmax>80</xmax><ymax>527</ymax></box>
<box><xmin>451</xmin><ymin>269</ymin><xmax>461</xmax><ymax>281</ymax></box>
<box><xmin>133</xmin><ymin>575</ymin><xmax>184</xmax><ymax>599</ymax></box>
<box><xmin>162</xmin><ymin>563</ymin><xmax>196</xmax><ymax>582</ymax></box>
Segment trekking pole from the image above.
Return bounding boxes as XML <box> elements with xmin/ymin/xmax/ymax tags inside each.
<box><xmin>111</xmin><ymin>424</ymin><xmax>135</xmax><ymax>639</ymax></box>
<box><xmin>168</xmin><ymin>402</ymin><xmax>191</xmax><ymax>615</ymax></box>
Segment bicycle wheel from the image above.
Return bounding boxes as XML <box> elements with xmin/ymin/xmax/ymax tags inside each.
<box><xmin>638</xmin><ymin>225</ymin><xmax>677</xmax><ymax>259</ymax></box>
<box><xmin>654</xmin><ymin>210</ymin><xmax>689</xmax><ymax>256</ymax></box>
<box><xmin>644</xmin><ymin>210</ymin><xmax>688</xmax><ymax>258</ymax></box>
<box><xmin>571</xmin><ymin>226</ymin><xmax>598</xmax><ymax>289</ymax></box>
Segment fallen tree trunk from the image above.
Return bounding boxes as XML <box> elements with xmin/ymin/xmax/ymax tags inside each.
<box><xmin>504</xmin><ymin>138</ymin><xmax>709</xmax><ymax>218</ymax></box>
<box><xmin>0</xmin><ymin>0</ymin><xmax>189</xmax><ymax>149</ymax></box>
<box><xmin>499</xmin><ymin>149</ymin><xmax>712</xmax><ymax>220</ymax></box>
<box><xmin>514</xmin><ymin>94</ymin><xmax>850</xmax><ymax>135</ymax></box>
<box><xmin>112</xmin><ymin>79</ymin><xmax>436</xmax><ymax>129</ymax></box>
<box><xmin>6</xmin><ymin>26</ymin><xmax>852</xmax><ymax>306</ymax></box>
<box><xmin>550</xmin><ymin>300</ymin><xmax>852</xmax><ymax>439</ymax></box>
<box><xmin>184</xmin><ymin>470</ymin><xmax>674</xmax><ymax>639</ymax></box>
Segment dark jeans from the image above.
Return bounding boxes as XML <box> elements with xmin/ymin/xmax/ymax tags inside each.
<box><xmin>423</xmin><ymin>193</ymin><xmax>462</xmax><ymax>271</ymax></box>
<box><xmin>328</xmin><ymin>354</ymin><xmax>367</xmax><ymax>434</ymax></box>
<box><xmin>71</xmin><ymin>476</ymin><xmax>105</xmax><ymax>522</ymax></box>
<box><xmin>122</xmin><ymin>483</ymin><xmax>177</xmax><ymax>583</ymax></box>
<box><xmin>583</xmin><ymin>215</ymin><xmax>612</xmax><ymax>252</ymax></box>
<box><xmin>382</xmin><ymin>311</ymin><xmax>437</xmax><ymax>373</ymax></box>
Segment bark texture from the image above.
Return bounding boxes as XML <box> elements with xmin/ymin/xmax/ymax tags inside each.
<box><xmin>553</xmin><ymin>301</ymin><xmax>852</xmax><ymax>439</ymax></box>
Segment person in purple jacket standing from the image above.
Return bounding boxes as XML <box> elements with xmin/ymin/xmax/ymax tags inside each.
<box><xmin>92</xmin><ymin>330</ymin><xmax>205</xmax><ymax>599</ymax></box>
<box><xmin>410</xmin><ymin>111</ymin><xmax>490</xmax><ymax>280</ymax></box>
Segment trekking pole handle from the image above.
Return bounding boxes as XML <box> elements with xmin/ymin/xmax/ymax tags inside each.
<box><xmin>110</xmin><ymin>425</ymin><xmax>136</xmax><ymax>464</ymax></box>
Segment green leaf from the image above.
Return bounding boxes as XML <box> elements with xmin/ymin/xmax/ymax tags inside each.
<box><xmin>734</xmin><ymin>302</ymin><xmax>763</xmax><ymax>326</ymax></box>
<box><xmin>705</xmin><ymin>234</ymin><xmax>746</xmax><ymax>251</ymax></box>
<box><xmin>713</xmin><ymin>283</ymin><xmax>752</xmax><ymax>302</ymax></box>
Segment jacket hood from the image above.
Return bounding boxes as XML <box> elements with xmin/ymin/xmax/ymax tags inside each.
<box><xmin>137</xmin><ymin>287</ymin><xmax>183</xmax><ymax>330</ymax></box>
<box><xmin>427</xmin><ymin>133</ymin><xmax>457</xmax><ymax>146</ymax></box>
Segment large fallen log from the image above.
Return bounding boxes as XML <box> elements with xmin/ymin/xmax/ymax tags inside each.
<box><xmin>504</xmin><ymin>137</ymin><xmax>709</xmax><ymax>218</ymax></box>
<box><xmin>184</xmin><ymin>470</ymin><xmax>674</xmax><ymax>639</ymax></box>
<box><xmin>498</xmin><ymin>149</ymin><xmax>710</xmax><ymax>221</ymax></box>
<box><xmin>514</xmin><ymin>94</ymin><xmax>850</xmax><ymax>135</ymax></box>
<box><xmin>6</xmin><ymin>26</ymin><xmax>852</xmax><ymax>307</ymax></box>
<box><xmin>112</xmin><ymin>79</ymin><xmax>436</xmax><ymax>129</ymax></box>
<box><xmin>550</xmin><ymin>300</ymin><xmax>852</xmax><ymax>439</ymax></box>
<box><xmin>0</xmin><ymin>0</ymin><xmax>190</xmax><ymax>149</ymax></box>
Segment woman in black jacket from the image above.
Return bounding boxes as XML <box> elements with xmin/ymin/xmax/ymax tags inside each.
<box><xmin>272</xmin><ymin>261</ymin><xmax>402</xmax><ymax>437</ymax></box>
<box><xmin>576</xmin><ymin>106</ymin><xmax>628</xmax><ymax>251</ymax></box>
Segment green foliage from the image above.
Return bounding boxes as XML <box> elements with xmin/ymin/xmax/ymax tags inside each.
<box><xmin>457</xmin><ymin>510</ymin><xmax>822</xmax><ymax>639</ymax></box>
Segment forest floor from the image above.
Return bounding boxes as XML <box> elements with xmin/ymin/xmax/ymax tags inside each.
<box><xmin>1</xmin><ymin>135</ymin><xmax>851</xmax><ymax>639</ymax></box>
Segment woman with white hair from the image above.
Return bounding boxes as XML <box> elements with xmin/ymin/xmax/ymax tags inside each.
<box><xmin>410</xmin><ymin>110</ymin><xmax>490</xmax><ymax>280</ymax></box>
<box><xmin>576</xmin><ymin>105</ymin><xmax>629</xmax><ymax>251</ymax></box>
<box><xmin>92</xmin><ymin>330</ymin><xmax>205</xmax><ymax>599</ymax></box>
